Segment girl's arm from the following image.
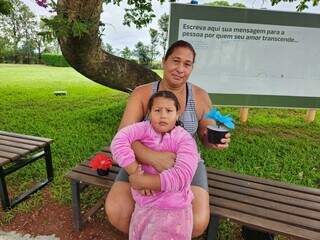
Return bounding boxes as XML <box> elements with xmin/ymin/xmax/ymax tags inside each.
<box><xmin>111</xmin><ymin>122</ymin><xmax>147</xmax><ymax>175</ymax></box>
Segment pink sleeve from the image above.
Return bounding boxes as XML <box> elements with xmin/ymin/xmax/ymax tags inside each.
<box><xmin>160</xmin><ymin>128</ymin><xmax>199</xmax><ymax>192</ymax></box>
<box><xmin>111</xmin><ymin>121</ymin><xmax>148</xmax><ymax>167</ymax></box>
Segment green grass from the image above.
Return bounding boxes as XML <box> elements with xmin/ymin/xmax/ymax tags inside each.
<box><xmin>0</xmin><ymin>64</ymin><xmax>319</xmax><ymax>236</ymax></box>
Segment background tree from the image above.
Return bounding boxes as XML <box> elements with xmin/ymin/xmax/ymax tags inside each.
<box><xmin>20</xmin><ymin>7</ymin><xmax>37</xmax><ymax>63</ymax></box>
<box><xmin>36</xmin><ymin>0</ymin><xmax>162</xmax><ymax>92</ymax></box>
<box><xmin>149</xmin><ymin>28</ymin><xmax>159</xmax><ymax>63</ymax></box>
<box><xmin>158</xmin><ymin>13</ymin><xmax>169</xmax><ymax>57</ymax></box>
<box><xmin>120</xmin><ymin>46</ymin><xmax>133</xmax><ymax>60</ymax></box>
<box><xmin>133</xmin><ymin>41</ymin><xmax>152</xmax><ymax>66</ymax></box>
<box><xmin>0</xmin><ymin>0</ymin><xmax>37</xmax><ymax>63</ymax></box>
<box><xmin>102</xmin><ymin>42</ymin><xmax>115</xmax><ymax>55</ymax></box>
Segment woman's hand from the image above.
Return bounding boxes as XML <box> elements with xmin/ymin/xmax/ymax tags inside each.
<box><xmin>152</xmin><ymin>152</ymin><xmax>176</xmax><ymax>172</ymax></box>
<box><xmin>203</xmin><ymin>129</ymin><xmax>231</xmax><ymax>150</ymax></box>
<box><xmin>131</xmin><ymin>141</ymin><xmax>176</xmax><ymax>172</ymax></box>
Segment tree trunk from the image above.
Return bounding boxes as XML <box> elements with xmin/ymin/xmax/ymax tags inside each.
<box><xmin>57</xmin><ymin>0</ymin><xmax>161</xmax><ymax>92</ymax></box>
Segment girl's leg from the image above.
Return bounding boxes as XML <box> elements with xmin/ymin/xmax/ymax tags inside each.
<box><xmin>130</xmin><ymin>205</ymin><xmax>193</xmax><ymax>240</ymax></box>
<box><xmin>105</xmin><ymin>181</ymin><xmax>135</xmax><ymax>234</ymax></box>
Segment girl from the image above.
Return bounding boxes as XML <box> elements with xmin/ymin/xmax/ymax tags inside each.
<box><xmin>111</xmin><ymin>90</ymin><xmax>199</xmax><ymax>240</ymax></box>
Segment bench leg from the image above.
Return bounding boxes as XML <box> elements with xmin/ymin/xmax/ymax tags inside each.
<box><xmin>44</xmin><ymin>145</ymin><xmax>54</xmax><ymax>181</ymax></box>
<box><xmin>0</xmin><ymin>167</ymin><xmax>10</xmax><ymax>210</ymax></box>
<box><xmin>71</xmin><ymin>180</ymin><xmax>82</xmax><ymax>231</ymax></box>
<box><xmin>207</xmin><ymin>214</ymin><xmax>220</xmax><ymax>240</ymax></box>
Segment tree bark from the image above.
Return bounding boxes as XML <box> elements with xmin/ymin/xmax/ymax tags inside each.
<box><xmin>57</xmin><ymin>0</ymin><xmax>161</xmax><ymax>92</ymax></box>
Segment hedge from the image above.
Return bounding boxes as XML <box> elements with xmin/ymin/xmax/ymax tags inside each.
<box><xmin>41</xmin><ymin>54</ymin><xmax>69</xmax><ymax>67</ymax></box>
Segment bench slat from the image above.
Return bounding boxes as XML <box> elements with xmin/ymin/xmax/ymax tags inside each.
<box><xmin>209</xmin><ymin>173</ymin><xmax>320</xmax><ymax>203</ymax></box>
<box><xmin>212</xmin><ymin>196</ymin><xmax>320</xmax><ymax>231</ymax></box>
<box><xmin>0</xmin><ymin>135</ymin><xmax>47</xmax><ymax>147</ymax></box>
<box><xmin>0</xmin><ymin>145</ymin><xmax>30</xmax><ymax>155</ymax></box>
<box><xmin>0</xmin><ymin>156</ymin><xmax>11</xmax><ymax>166</ymax></box>
<box><xmin>0</xmin><ymin>150</ymin><xmax>19</xmax><ymax>161</ymax></box>
<box><xmin>212</xmin><ymin>188</ymin><xmax>320</xmax><ymax>221</ymax></box>
<box><xmin>0</xmin><ymin>131</ymin><xmax>53</xmax><ymax>143</ymax></box>
<box><xmin>67</xmin><ymin>171</ymin><xmax>115</xmax><ymax>188</ymax></box>
<box><xmin>212</xmin><ymin>206</ymin><xmax>320</xmax><ymax>240</ymax></box>
<box><xmin>71</xmin><ymin>164</ymin><xmax>119</xmax><ymax>180</ymax></box>
<box><xmin>209</xmin><ymin>180</ymin><xmax>320</xmax><ymax>211</ymax></box>
<box><xmin>207</xmin><ymin>168</ymin><xmax>320</xmax><ymax>196</ymax></box>
<box><xmin>0</xmin><ymin>139</ymin><xmax>39</xmax><ymax>151</ymax></box>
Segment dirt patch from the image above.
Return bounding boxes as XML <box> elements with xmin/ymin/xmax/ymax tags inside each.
<box><xmin>0</xmin><ymin>190</ymin><xmax>125</xmax><ymax>240</ymax></box>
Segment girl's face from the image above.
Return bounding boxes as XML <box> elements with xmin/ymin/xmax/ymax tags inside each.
<box><xmin>162</xmin><ymin>47</ymin><xmax>194</xmax><ymax>87</ymax></box>
<box><xmin>149</xmin><ymin>97</ymin><xmax>179</xmax><ymax>134</ymax></box>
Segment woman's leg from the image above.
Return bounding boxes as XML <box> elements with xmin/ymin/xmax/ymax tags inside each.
<box><xmin>191</xmin><ymin>185</ymin><xmax>210</xmax><ymax>237</ymax></box>
<box><xmin>105</xmin><ymin>181</ymin><xmax>135</xmax><ymax>234</ymax></box>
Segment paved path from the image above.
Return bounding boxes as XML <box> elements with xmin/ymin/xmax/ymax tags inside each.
<box><xmin>0</xmin><ymin>231</ymin><xmax>59</xmax><ymax>240</ymax></box>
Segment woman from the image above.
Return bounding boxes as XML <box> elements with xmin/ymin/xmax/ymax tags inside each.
<box><xmin>105</xmin><ymin>40</ymin><xmax>230</xmax><ymax>237</ymax></box>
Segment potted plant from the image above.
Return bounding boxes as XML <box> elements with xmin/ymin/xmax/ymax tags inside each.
<box><xmin>89</xmin><ymin>152</ymin><xmax>113</xmax><ymax>176</ymax></box>
<box><xmin>205</xmin><ymin>108</ymin><xmax>235</xmax><ymax>144</ymax></box>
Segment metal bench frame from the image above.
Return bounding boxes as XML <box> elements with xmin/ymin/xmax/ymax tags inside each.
<box><xmin>0</xmin><ymin>131</ymin><xmax>54</xmax><ymax>210</ymax></box>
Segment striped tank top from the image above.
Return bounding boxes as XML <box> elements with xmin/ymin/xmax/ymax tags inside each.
<box><xmin>147</xmin><ymin>81</ymin><xmax>198</xmax><ymax>138</ymax></box>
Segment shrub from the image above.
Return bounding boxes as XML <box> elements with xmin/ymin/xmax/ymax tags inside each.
<box><xmin>41</xmin><ymin>53</ymin><xmax>69</xmax><ymax>67</ymax></box>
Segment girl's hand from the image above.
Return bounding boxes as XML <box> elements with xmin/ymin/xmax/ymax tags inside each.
<box><xmin>129</xmin><ymin>165</ymin><xmax>144</xmax><ymax>190</ymax></box>
<box><xmin>139</xmin><ymin>189</ymin><xmax>155</xmax><ymax>196</ymax></box>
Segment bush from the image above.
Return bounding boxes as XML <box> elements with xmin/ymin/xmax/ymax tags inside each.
<box><xmin>41</xmin><ymin>53</ymin><xmax>69</xmax><ymax>67</ymax></box>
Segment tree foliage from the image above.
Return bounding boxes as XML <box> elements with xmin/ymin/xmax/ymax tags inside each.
<box><xmin>0</xmin><ymin>0</ymin><xmax>13</xmax><ymax>15</ymax></box>
<box><xmin>149</xmin><ymin>28</ymin><xmax>159</xmax><ymax>62</ymax></box>
<box><xmin>158</xmin><ymin>13</ymin><xmax>169</xmax><ymax>57</ymax></box>
<box><xmin>205</xmin><ymin>1</ymin><xmax>246</xmax><ymax>8</ymax></box>
<box><xmin>271</xmin><ymin>0</ymin><xmax>319</xmax><ymax>11</ymax></box>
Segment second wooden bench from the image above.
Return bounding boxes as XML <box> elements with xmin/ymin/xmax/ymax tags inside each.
<box><xmin>67</xmin><ymin>146</ymin><xmax>320</xmax><ymax>240</ymax></box>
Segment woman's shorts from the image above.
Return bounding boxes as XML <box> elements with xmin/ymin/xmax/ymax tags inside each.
<box><xmin>115</xmin><ymin>160</ymin><xmax>209</xmax><ymax>191</ymax></box>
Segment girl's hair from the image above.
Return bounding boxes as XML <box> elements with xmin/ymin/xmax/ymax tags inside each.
<box><xmin>147</xmin><ymin>90</ymin><xmax>180</xmax><ymax>111</ymax></box>
<box><xmin>164</xmin><ymin>40</ymin><xmax>196</xmax><ymax>63</ymax></box>
<box><xmin>147</xmin><ymin>91</ymin><xmax>184</xmax><ymax>127</ymax></box>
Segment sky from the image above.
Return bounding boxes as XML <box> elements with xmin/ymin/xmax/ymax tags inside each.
<box><xmin>22</xmin><ymin>0</ymin><xmax>320</xmax><ymax>52</ymax></box>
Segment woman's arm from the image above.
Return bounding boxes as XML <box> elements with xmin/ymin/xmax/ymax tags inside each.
<box><xmin>195</xmin><ymin>86</ymin><xmax>230</xmax><ymax>149</ymax></box>
<box><xmin>129</xmin><ymin>129</ymin><xmax>199</xmax><ymax>192</ymax></box>
<box><xmin>131</xmin><ymin>142</ymin><xmax>176</xmax><ymax>172</ymax></box>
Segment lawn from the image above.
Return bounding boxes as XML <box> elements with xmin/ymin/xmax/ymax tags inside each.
<box><xmin>0</xmin><ymin>64</ymin><xmax>319</xmax><ymax>234</ymax></box>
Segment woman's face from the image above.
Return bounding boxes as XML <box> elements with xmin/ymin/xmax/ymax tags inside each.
<box><xmin>162</xmin><ymin>47</ymin><xmax>194</xmax><ymax>87</ymax></box>
<box><xmin>149</xmin><ymin>97</ymin><xmax>179</xmax><ymax>134</ymax></box>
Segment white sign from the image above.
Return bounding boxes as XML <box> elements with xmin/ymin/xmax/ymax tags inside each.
<box><xmin>179</xmin><ymin>19</ymin><xmax>320</xmax><ymax>97</ymax></box>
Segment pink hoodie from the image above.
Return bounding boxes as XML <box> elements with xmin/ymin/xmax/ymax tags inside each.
<box><xmin>111</xmin><ymin>121</ymin><xmax>199</xmax><ymax>209</ymax></box>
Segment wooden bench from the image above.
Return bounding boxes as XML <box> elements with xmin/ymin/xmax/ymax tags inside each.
<box><xmin>0</xmin><ymin>131</ymin><xmax>54</xmax><ymax>210</ymax></box>
<box><xmin>67</xmin><ymin>146</ymin><xmax>320</xmax><ymax>240</ymax></box>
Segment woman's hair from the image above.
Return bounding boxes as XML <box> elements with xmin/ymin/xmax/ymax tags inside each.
<box><xmin>147</xmin><ymin>91</ymin><xmax>184</xmax><ymax>127</ymax></box>
<box><xmin>164</xmin><ymin>40</ymin><xmax>196</xmax><ymax>63</ymax></box>
<box><xmin>147</xmin><ymin>90</ymin><xmax>180</xmax><ymax>112</ymax></box>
